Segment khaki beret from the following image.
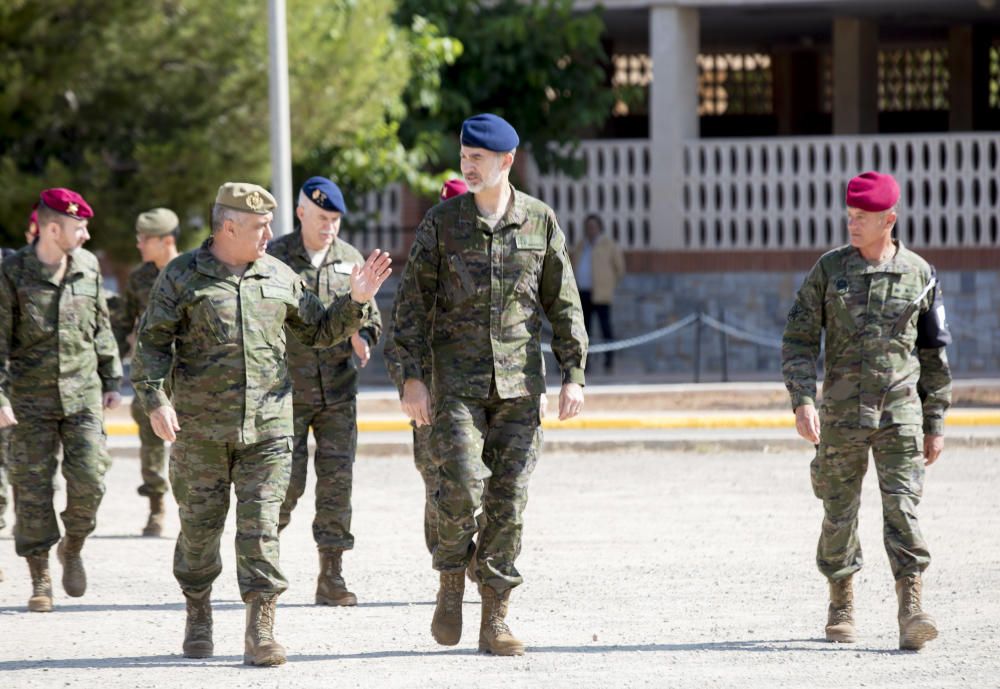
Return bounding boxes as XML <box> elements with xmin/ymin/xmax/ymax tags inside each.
<box><xmin>214</xmin><ymin>182</ymin><xmax>277</xmax><ymax>215</ymax></box>
<box><xmin>135</xmin><ymin>208</ymin><xmax>179</xmax><ymax>236</ymax></box>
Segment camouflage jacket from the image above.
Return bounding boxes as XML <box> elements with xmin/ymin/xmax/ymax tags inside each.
<box><xmin>111</xmin><ymin>261</ymin><xmax>160</xmax><ymax>359</ymax></box>
<box><xmin>389</xmin><ymin>187</ymin><xmax>587</xmax><ymax>399</ymax></box>
<box><xmin>0</xmin><ymin>245</ymin><xmax>122</xmax><ymax>415</ymax></box>
<box><xmin>781</xmin><ymin>241</ymin><xmax>952</xmax><ymax>434</ymax></box>
<box><xmin>267</xmin><ymin>231</ymin><xmax>381</xmax><ymax>406</ymax></box>
<box><xmin>131</xmin><ymin>238</ymin><xmax>368</xmax><ymax>444</ymax></box>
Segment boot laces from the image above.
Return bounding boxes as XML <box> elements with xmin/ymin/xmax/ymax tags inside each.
<box><xmin>255</xmin><ymin>600</ymin><xmax>276</xmax><ymax>641</ymax></box>
<box><xmin>829</xmin><ymin>605</ymin><xmax>853</xmax><ymax>624</ymax></box>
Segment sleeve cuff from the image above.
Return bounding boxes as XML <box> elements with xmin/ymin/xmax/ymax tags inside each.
<box><xmin>562</xmin><ymin>367</ymin><xmax>586</xmax><ymax>386</ymax></box>
<box><xmin>101</xmin><ymin>377</ymin><xmax>122</xmax><ymax>394</ymax></box>
<box><xmin>923</xmin><ymin>417</ymin><xmax>945</xmax><ymax>435</ymax></box>
<box><xmin>0</xmin><ymin>392</ymin><xmax>10</xmax><ymax>409</ymax></box>
<box><xmin>791</xmin><ymin>394</ymin><xmax>816</xmax><ymax>410</ymax></box>
<box><xmin>138</xmin><ymin>389</ymin><xmax>172</xmax><ymax>415</ymax></box>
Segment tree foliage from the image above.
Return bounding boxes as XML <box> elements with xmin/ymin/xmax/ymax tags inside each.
<box><xmin>395</xmin><ymin>0</ymin><xmax>615</xmax><ymax>178</ymax></box>
<box><xmin>0</xmin><ymin>0</ymin><xmax>456</xmax><ymax>259</ymax></box>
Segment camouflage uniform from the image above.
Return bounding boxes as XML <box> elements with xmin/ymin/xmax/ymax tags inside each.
<box><xmin>384</xmin><ymin>318</ymin><xmax>438</xmax><ymax>553</ymax></box>
<box><xmin>131</xmin><ymin>238</ymin><xmax>368</xmax><ymax>600</ymax></box>
<box><xmin>390</xmin><ymin>188</ymin><xmax>587</xmax><ymax>593</ymax></box>
<box><xmin>112</xmin><ymin>261</ymin><xmax>168</xmax><ymax>498</ymax></box>
<box><xmin>266</xmin><ymin>231</ymin><xmax>381</xmax><ymax>551</ymax></box>
<box><xmin>0</xmin><ymin>245</ymin><xmax>121</xmax><ymax>557</ymax></box>
<box><xmin>782</xmin><ymin>241</ymin><xmax>952</xmax><ymax>581</ymax></box>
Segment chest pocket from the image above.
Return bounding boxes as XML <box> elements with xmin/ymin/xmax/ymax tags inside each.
<box><xmin>510</xmin><ymin>233</ymin><xmax>546</xmax><ymax>295</ymax></box>
<box><xmin>258</xmin><ymin>283</ymin><xmax>296</xmax><ymax>341</ymax></box>
<box><xmin>69</xmin><ymin>278</ymin><xmax>98</xmax><ymax>333</ymax></box>
<box><xmin>322</xmin><ymin>262</ymin><xmax>354</xmax><ymax>301</ymax></box>
<box><xmin>18</xmin><ymin>284</ymin><xmax>59</xmax><ymax>337</ymax></box>
<box><xmin>824</xmin><ymin>274</ymin><xmax>866</xmax><ymax>334</ymax></box>
<box><xmin>191</xmin><ymin>292</ymin><xmax>240</xmax><ymax>345</ymax></box>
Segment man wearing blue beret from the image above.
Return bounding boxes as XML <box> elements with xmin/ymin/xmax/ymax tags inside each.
<box><xmin>389</xmin><ymin>113</ymin><xmax>588</xmax><ymax>655</ymax></box>
<box><xmin>267</xmin><ymin>176</ymin><xmax>381</xmax><ymax>607</ymax></box>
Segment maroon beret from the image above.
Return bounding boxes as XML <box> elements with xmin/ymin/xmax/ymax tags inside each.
<box><xmin>440</xmin><ymin>178</ymin><xmax>468</xmax><ymax>201</ymax></box>
<box><xmin>38</xmin><ymin>188</ymin><xmax>94</xmax><ymax>220</ymax></box>
<box><xmin>845</xmin><ymin>172</ymin><xmax>900</xmax><ymax>212</ymax></box>
<box><xmin>28</xmin><ymin>209</ymin><xmax>39</xmax><ymax>237</ymax></box>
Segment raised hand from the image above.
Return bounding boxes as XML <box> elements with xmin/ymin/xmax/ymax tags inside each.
<box><xmin>350</xmin><ymin>249</ymin><xmax>393</xmax><ymax>304</ymax></box>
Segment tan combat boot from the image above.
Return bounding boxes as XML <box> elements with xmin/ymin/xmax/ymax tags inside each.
<box><xmin>26</xmin><ymin>554</ymin><xmax>54</xmax><ymax>612</ymax></box>
<box><xmin>56</xmin><ymin>534</ymin><xmax>86</xmax><ymax>597</ymax></box>
<box><xmin>896</xmin><ymin>574</ymin><xmax>938</xmax><ymax>650</ymax></box>
<box><xmin>182</xmin><ymin>588</ymin><xmax>214</xmax><ymax>658</ymax></box>
<box><xmin>243</xmin><ymin>593</ymin><xmax>287</xmax><ymax>666</ymax></box>
<box><xmin>479</xmin><ymin>586</ymin><xmax>525</xmax><ymax>656</ymax></box>
<box><xmin>316</xmin><ymin>550</ymin><xmax>357</xmax><ymax>606</ymax></box>
<box><xmin>431</xmin><ymin>571</ymin><xmax>465</xmax><ymax>646</ymax></box>
<box><xmin>143</xmin><ymin>494</ymin><xmax>166</xmax><ymax>537</ymax></box>
<box><xmin>825</xmin><ymin>576</ymin><xmax>857</xmax><ymax>643</ymax></box>
<box><xmin>466</xmin><ymin>539</ymin><xmax>478</xmax><ymax>585</ymax></box>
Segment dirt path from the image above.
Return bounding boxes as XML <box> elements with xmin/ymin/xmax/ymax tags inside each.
<box><xmin>1</xmin><ymin>443</ymin><xmax>998</xmax><ymax>688</ymax></box>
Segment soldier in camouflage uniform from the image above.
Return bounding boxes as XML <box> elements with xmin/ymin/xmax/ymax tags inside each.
<box><xmin>782</xmin><ymin>171</ymin><xmax>952</xmax><ymax>651</ymax></box>
<box><xmin>0</xmin><ymin>211</ymin><xmax>41</xmax><ymax>583</ymax></box>
<box><xmin>0</xmin><ymin>189</ymin><xmax>122</xmax><ymax>612</ymax></box>
<box><xmin>267</xmin><ymin>177</ymin><xmax>382</xmax><ymax>606</ymax></box>
<box><xmin>132</xmin><ymin>182</ymin><xmax>391</xmax><ymax>666</ymax></box>
<box><xmin>112</xmin><ymin>208</ymin><xmax>181</xmax><ymax>537</ymax></box>
<box><xmin>390</xmin><ymin>115</ymin><xmax>588</xmax><ymax>656</ymax></box>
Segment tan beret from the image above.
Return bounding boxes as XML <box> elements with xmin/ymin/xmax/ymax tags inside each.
<box><xmin>135</xmin><ymin>208</ymin><xmax>179</xmax><ymax>237</ymax></box>
<box><xmin>215</xmin><ymin>182</ymin><xmax>277</xmax><ymax>215</ymax></box>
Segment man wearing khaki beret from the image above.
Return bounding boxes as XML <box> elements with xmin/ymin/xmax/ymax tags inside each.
<box><xmin>112</xmin><ymin>208</ymin><xmax>181</xmax><ymax>538</ymax></box>
<box><xmin>131</xmin><ymin>182</ymin><xmax>392</xmax><ymax>666</ymax></box>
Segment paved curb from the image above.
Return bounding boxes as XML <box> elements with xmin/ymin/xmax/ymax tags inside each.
<box><xmin>104</xmin><ymin>408</ymin><xmax>1000</xmax><ymax>436</ymax></box>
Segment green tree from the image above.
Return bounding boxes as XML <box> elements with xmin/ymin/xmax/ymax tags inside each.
<box><xmin>394</xmin><ymin>0</ymin><xmax>615</xmax><ymax>179</ymax></box>
<box><xmin>0</xmin><ymin>0</ymin><xmax>456</xmax><ymax>260</ymax></box>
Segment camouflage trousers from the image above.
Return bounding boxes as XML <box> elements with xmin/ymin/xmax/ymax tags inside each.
<box><xmin>279</xmin><ymin>400</ymin><xmax>356</xmax><ymax>552</ymax></box>
<box><xmin>0</xmin><ymin>426</ymin><xmax>9</xmax><ymax>531</ymax></box>
<box><xmin>169</xmin><ymin>436</ymin><xmax>292</xmax><ymax>600</ymax></box>
<box><xmin>7</xmin><ymin>409</ymin><xmax>109</xmax><ymax>557</ymax></box>
<box><xmin>432</xmin><ymin>389</ymin><xmax>541</xmax><ymax>594</ymax></box>
<box><xmin>811</xmin><ymin>424</ymin><xmax>930</xmax><ymax>581</ymax></box>
<box><xmin>131</xmin><ymin>399</ymin><xmax>168</xmax><ymax>497</ymax></box>
<box><xmin>412</xmin><ymin>423</ymin><xmax>438</xmax><ymax>554</ymax></box>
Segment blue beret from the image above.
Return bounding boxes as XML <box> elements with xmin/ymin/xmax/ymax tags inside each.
<box><xmin>460</xmin><ymin>114</ymin><xmax>519</xmax><ymax>152</ymax></box>
<box><xmin>300</xmin><ymin>176</ymin><xmax>347</xmax><ymax>214</ymax></box>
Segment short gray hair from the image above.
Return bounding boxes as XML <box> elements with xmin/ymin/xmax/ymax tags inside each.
<box><xmin>210</xmin><ymin>204</ymin><xmax>239</xmax><ymax>233</ymax></box>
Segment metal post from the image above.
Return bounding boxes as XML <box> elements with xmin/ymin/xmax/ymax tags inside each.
<box><xmin>693</xmin><ymin>313</ymin><xmax>702</xmax><ymax>383</ymax></box>
<box><xmin>267</xmin><ymin>0</ymin><xmax>293</xmax><ymax>236</ymax></box>
<box><xmin>720</xmin><ymin>310</ymin><xmax>729</xmax><ymax>382</ymax></box>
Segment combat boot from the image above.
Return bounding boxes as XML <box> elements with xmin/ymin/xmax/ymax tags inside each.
<box><xmin>431</xmin><ymin>570</ymin><xmax>465</xmax><ymax>646</ymax></box>
<box><xmin>143</xmin><ymin>494</ymin><xmax>166</xmax><ymax>537</ymax></box>
<box><xmin>825</xmin><ymin>575</ymin><xmax>857</xmax><ymax>643</ymax></box>
<box><xmin>26</xmin><ymin>554</ymin><xmax>53</xmax><ymax>613</ymax></box>
<box><xmin>56</xmin><ymin>534</ymin><xmax>86</xmax><ymax>597</ymax></box>
<box><xmin>896</xmin><ymin>574</ymin><xmax>938</xmax><ymax>650</ymax></box>
<box><xmin>479</xmin><ymin>585</ymin><xmax>525</xmax><ymax>656</ymax></box>
<box><xmin>243</xmin><ymin>593</ymin><xmax>287</xmax><ymax>666</ymax></box>
<box><xmin>316</xmin><ymin>550</ymin><xmax>357</xmax><ymax>606</ymax></box>
<box><xmin>182</xmin><ymin>588</ymin><xmax>214</xmax><ymax>658</ymax></box>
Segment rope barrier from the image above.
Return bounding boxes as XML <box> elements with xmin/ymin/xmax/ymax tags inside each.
<box><xmin>541</xmin><ymin>312</ymin><xmax>785</xmax><ymax>354</ymax></box>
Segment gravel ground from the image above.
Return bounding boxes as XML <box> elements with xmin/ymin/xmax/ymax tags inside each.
<box><xmin>1</xmin><ymin>441</ymin><xmax>998</xmax><ymax>688</ymax></box>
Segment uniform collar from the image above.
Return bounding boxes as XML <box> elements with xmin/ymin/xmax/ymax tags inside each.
<box><xmin>290</xmin><ymin>229</ymin><xmax>340</xmax><ymax>267</ymax></box>
<box><xmin>844</xmin><ymin>239</ymin><xmax>912</xmax><ymax>275</ymax></box>
<box><xmin>24</xmin><ymin>244</ymin><xmax>84</xmax><ymax>286</ymax></box>
<box><xmin>195</xmin><ymin>237</ymin><xmax>270</xmax><ymax>280</ymax></box>
<box><xmin>462</xmin><ymin>184</ymin><xmax>528</xmax><ymax>234</ymax></box>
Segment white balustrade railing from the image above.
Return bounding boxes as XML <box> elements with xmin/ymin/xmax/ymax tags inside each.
<box><xmin>360</xmin><ymin>134</ymin><xmax>999</xmax><ymax>254</ymax></box>
<box><xmin>526</xmin><ymin>140</ymin><xmax>651</xmax><ymax>248</ymax></box>
<box><xmin>683</xmin><ymin>133</ymin><xmax>1000</xmax><ymax>249</ymax></box>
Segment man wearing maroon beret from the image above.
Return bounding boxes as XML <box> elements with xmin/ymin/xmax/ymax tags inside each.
<box><xmin>781</xmin><ymin>171</ymin><xmax>952</xmax><ymax>650</ymax></box>
<box><xmin>0</xmin><ymin>188</ymin><xmax>123</xmax><ymax>612</ymax></box>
